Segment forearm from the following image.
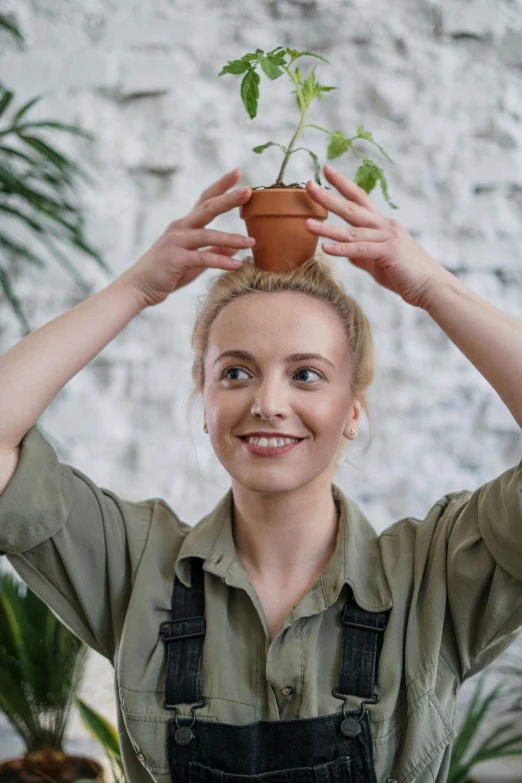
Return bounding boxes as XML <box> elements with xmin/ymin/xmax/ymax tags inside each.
<box><xmin>0</xmin><ymin>272</ymin><xmax>146</xmax><ymax>449</ymax></box>
<box><xmin>424</xmin><ymin>272</ymin><xmax>522</xmax><ymax>429</ymax></box>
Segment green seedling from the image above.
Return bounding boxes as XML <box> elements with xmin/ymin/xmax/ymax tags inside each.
<box><xmin>219</xmin><ymin>46</ymin><xmax>398</xmax><ymax>209</ymax></box>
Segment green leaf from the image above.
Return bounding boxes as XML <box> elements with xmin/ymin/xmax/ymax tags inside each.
<box><xmin>0</xmin><ymin>144</ymin><xmax>36</xmax><ymax>165</ymax></box>
<box><xmin>286</xmin><ymin>49</ymin><xmax>329</xmax><ymax>65</ymax></box>
<box><xmin>301</xmin><ymin>68</ymin><xmax>317</xmax><ymax>110</ymax></box>
<box><xmin>0</xmin><ymin>89</ymin><xmax>14</xmax><ymax>117</ymax></box>
<box><xmin>316</xmin><ymin>85</ymin><xmax>338</xmax><ymax>102</ymax></box>
<box><xmin>218</xmin><ymin>60</ymin><xmax>251</xmax><ymax>76</ymax></box>
<box><xmin>252</xmin><ymin>141</ymin><xmax>287</xmax><ymax>155</ymax></box>
<box><xmin>327</xmin><ymin>131</ymin><xmax>352</xmax><ymax>159</ymax></box>
<box><xmin>356</xmin><ymin>124</ymin><xmax>394</xmax><ymax>165</ymax></box>
<box><xmin>0</xmin><ymin>14</ymin><xmax>25</xmax><ymax>43</ymax></box>
<box><xmin>16</xmin><ymin>133</ymin><xmax>92</xmax><ymax>185</ymax></box>
<box><xmin>355</xmin><ymin>159</ymin><xmax>399</xmax><ymax>209</ymax></box>
<box><xmin>76</xmin><ymin>697</ymin><xmax>122</xmax><ymax>760</ymax></box>
<box><xmin>0</xmin><ymin>268</ymin><xmax>31</xmax><ymax>334</ymax></box>
<box><xmin>13</xmin><ymin>121</ymin><xmax>95</xmax><ymax>140</ymax></box>
<box><xmin>354</xmin><ymin>161</ymin><xmax>379</xmax><ymax>194</ymax></box>
<box><xmin>258</xmin><ymin>52</ymin><xmax>285</xmax><ymax>80</ymax></box>
<box><xmin>0</xmin><ymin>233</ymin><xmax>46</xmax><ymax>268</ymax></box>
<box><xmin>275</xmin><ymin>145</ymin><xmax>321</xmax><ymax>184</ymax></box>
<box><xmin>451</xmin><ymin>674</ymin><xmax>497</xmax><ymax>766</ymax></box>
<box><xmin>12</xmin><ymin>95</ymin><xmax>43</xmax><ymax>124</ymax></box>
<box><xmin>240</xmin><ymin>69</ymin><xmax>260</xmax><ymax>119</ymax></box>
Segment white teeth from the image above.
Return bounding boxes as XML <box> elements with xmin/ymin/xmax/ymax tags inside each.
<box><xmin>246</xmin><ymin>436</ymin><xmax>298</xmax><ymax>448</ymax></box>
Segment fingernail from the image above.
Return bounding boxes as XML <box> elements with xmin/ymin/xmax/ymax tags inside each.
<box><xmin>237</xmin><ymin>187</ymin><xmax>250</xmax><ymax>195</ymax></box>
<box><xmin>325</xmin><ymin>164</ymin><xmax>336</xmax><ymax>172</ymax></box>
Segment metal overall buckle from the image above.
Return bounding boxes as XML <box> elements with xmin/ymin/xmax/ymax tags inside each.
<box><xmin>332</xmin><ymin>687</ymin><xmax>380</xmax><ymax>738</ymax></box>
<box><xmin>163</xmin><ymin>696</ymin><xmax>207</xmax><ymax>745</ymax></box>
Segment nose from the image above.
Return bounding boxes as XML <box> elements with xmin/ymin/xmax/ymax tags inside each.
<box><xmin>251</xmin><ymin>376</ymin><xmax>292</xmax><ymax>421</ymax></box>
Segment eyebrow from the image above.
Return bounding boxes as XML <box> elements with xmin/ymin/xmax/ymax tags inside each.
<box><xmin>213</xmin><ymin>349</ymin><xmax>336</xmax><ymax>370</ymax></box>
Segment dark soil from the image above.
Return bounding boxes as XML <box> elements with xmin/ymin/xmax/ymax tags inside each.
<box><xmin>253</xmin><ymin>182</ymin><xmax>332</xmax><ymax>190</ymax></box>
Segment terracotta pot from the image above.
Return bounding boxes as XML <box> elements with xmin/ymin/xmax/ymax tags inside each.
<box><xmin>0</xmin><ymin>751</ymin><xmax>104</xmax><ymax>783</ymax></box>
<box><xmin>240</xmin><ymin>186</ymin><xmax>328</xmax><ymax>271</ymax></box>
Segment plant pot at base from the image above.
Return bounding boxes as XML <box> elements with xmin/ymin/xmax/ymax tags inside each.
<box><xmin>0</xmin><ymin>751</ymin><xmax>104</xmax><ymax>783</ymax></box>
<box><xmin>240</xmin><ymin>186</ymin><xmax>328</xmax><ymax>271</ymax></box>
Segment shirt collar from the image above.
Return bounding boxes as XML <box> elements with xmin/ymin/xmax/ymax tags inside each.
<box><xmin>174</xmin><ymin>482</ymin><xmax>392</xmax><ymax>613</ymax></box>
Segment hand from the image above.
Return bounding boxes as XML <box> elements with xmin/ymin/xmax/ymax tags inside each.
<box><xmin>123</xmin><ymin>169</ymin><xmax>255</xmax><ymax>308</ymax></box>
<box><xmin>305</xmin><ymin>164</ymin><xmax>451</xmax><ymax>309</ymax></box>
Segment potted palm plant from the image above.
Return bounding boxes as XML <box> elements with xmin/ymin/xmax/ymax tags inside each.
<box><xmin>0</xmin><ymin>13</ymin><xmax>110</xmax><ymax>337</ymax></box>
<box><xmin>448</xmin><ymin>668</ymin><xmax>522</xmax><ymax>783</ymax></box>
<box><xmin>75</xmin><ymin>698</ymin><xmax>127</xmax><ymax>783</ymax></box>
<box><xmin>218</xmin><ymin>46</ymin><xmax>398</xmax><ymax>271</ymax></box>
<box><xmin>0</xmin><ymin>571</ymin><xmax>103</xmax><ymax>783</ymax></box>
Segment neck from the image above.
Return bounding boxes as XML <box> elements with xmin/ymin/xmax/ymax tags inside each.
<box><xmin>231</xmin><ymin>476</ymin><xmax>340</xmax><ymax>586</ymax></box>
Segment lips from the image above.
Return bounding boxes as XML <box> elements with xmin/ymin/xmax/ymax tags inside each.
<box><xmin>239</xmin><ymin>436</ymin><xmax>304</xmax><ymax>442</ymax></box>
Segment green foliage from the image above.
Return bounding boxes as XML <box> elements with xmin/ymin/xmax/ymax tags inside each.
<box><xmin>0</xmin><ymin>570</ymin><xmax>89</xmax><ymax>752</ymax></box>
<box><xmin>219</xmin><ymin>46</ymin><xmax>397</xmax><ymax>208</ymax></box>
<box><xmin>0</xmin><ymin>13</ymin><xmax>111</xmax><ymax>336</ymax></box>
<box><xmin>448</xmin><ymin>670</ymin><xmax>522</xmax><ymax>783</ymax></box>
<box><xmin>76</xmin><ymin>698</ymin><xmax>128</xmax><ymax>783</ymax></box>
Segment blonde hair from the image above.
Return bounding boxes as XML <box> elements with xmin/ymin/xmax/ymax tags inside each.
<box><xmin>186</xmin><ymin>254</ymin><xmax>375</xmax><ymax>470</ymax></box>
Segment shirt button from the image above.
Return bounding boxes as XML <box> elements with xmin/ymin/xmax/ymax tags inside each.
<box><xmin>281</xmin><ymin>685</ymin><xmax>294</xmax><ymax>696</ymax></box>
<box><xmin>387</xmin><ymin>778</ymin><xmax>398</xmax><ymax>783</ymax></box>
<box><xmin>136</xmin><ymin>751</ymin><xmax>146</xmax><ymax>763</ymax></box>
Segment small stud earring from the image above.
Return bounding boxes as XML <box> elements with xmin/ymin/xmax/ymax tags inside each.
<box><xmin>350</xmin><ymin>428</ymin><xmax>355</xmax><ymax>436</ymax></box>
<box><xmin>203</xmin><ymin>423</ymin><xmax>208</xmax><ymax>433</ymax></box>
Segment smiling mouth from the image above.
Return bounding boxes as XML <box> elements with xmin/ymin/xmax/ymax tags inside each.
<box><xmin>238</xmin><ymin>436</ymin><xmax>305</xmax><ymax>442</ymax></box>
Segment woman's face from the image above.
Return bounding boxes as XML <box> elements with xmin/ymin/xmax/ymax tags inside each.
<box><xmin>202</xmin><ymin>291</ymin><xmax>361</xmax><ymax>492</ymax></box>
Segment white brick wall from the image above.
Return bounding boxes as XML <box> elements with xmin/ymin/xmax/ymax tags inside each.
<box><xmin>1</xmin><ymin>0</ymin><xmax>522</xmax><ymax>776</ymax></box>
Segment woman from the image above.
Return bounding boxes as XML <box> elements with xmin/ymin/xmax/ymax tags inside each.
<box><xmin>0</xmin><ymin>165</ymin><xmax>521</xmax><ymax>782</ymax></box>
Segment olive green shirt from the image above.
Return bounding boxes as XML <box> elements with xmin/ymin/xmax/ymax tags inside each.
<box><xmin>1</xmin><ymin>423</ymin><xmax>522</xmax><ymax>783</ymax></box>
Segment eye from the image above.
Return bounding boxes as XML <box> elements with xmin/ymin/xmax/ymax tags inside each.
<box><xmin>294</xmin><ymin>368</ymin><xmax>322</xmax><ymax>383</ymax></box>
<box><xmin>220</xmin><ymin>366</ymin><xmax>323</xmax><ymax>383</ymax></box>
<box><xmin>221</xmin><ymin>367</ymin><xmax>250</xmax><ymax>381</ymax></box>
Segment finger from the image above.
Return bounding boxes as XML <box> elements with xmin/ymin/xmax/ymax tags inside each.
<box><xmin>182</xmin><ymin>188</ymin><xmax>253</xmax><ymax>230</ymax></box>
<box><xmin>321</xmin><ymin>239</ymin><xmax>389</xmax><ymax>260</ymax></box>
<box><xmin>173</xmin><ymin>228</ymin><xmax>255</xmax><ymax>250</ymax></box>
<box><xmin>306</xmin><ymin>220</ymin><xmax>389</xmax><ymax>244</ymax></box>
<box><xmin>194</xmin><ymin>169</ymin><xmax>242</xmax><ymax>208</ymax></box>
<box><xmin>207</xmin><ymin>246</ymin><xmax>242</xmax><ymax>257</ymax></box>
<box><xmin>323</xmin><ymin>165</ymin><xmax>383</xmax><ymax>216</ymax></box>
<box><xmin>305</xmin><ymin>179</ymin><xmax>383</xmax><ymax>230</ymax></box>
<box><xmin>187</xmin><ymin>248</ymin><xmax>246</xmax><ymax>269</ymax></box>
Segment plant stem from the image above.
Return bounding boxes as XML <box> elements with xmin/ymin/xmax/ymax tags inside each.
<box><xmin>303</xmin><ymin>124</ymin><xmax>368</xmax><ymax>163</ymax></box>
<box><xmin>274</xmin><ymin>65</ymin><xmax>308</xmax><ymax>185</ymax></box>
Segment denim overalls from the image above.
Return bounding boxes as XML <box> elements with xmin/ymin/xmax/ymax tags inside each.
<box><xmin>160</xmin><ymin>557</ymin><xmax>389</xmax><ymax>782</ymax></box>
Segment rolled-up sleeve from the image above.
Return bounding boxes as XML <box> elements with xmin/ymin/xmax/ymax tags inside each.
<box><xmin>0</xmin><ymin>424</ymin><xmax>154</xmax><ymax>662</ymax></box>
<box><xmin>441</xmin><ymin>457</ymin><xmax>522</xmax><ymax>681</ymax></box>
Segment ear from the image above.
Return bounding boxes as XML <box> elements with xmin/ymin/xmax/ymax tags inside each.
<box><xmin>343</xmin><ymin>399</ymin><xmax>362</xmax><ymax>438</ymax></box>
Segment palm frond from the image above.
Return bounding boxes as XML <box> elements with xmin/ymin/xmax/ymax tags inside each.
<box><xmin>448</xmin><ymin>670</ymin><xmax>522</xmax><ymax>783</ymax></box>
<box><xmin>0</xmin><ymin>82</ymin><xmax>113</xmax><ymax>332</ymax></box>
<box><xmin>0</xmin><ymin>13</ymin><xmax>25</xmax><ymax>44</ymax></box>
<box><xmin>0</xmin><ymin>571</ymin><xmax>89</xmax><ymax>751</ymax></box>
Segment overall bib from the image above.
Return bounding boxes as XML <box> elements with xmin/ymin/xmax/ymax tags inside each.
<box><xmin>160</xmin><ymin>558</ymin><xmax>389</xmax><ymax>782</ymax></box>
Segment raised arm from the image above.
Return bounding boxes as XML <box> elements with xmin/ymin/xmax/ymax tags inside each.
<box><xmin>0</xmin><ymin>168</ymin><xmax>254</xmax><ymax>493</ymax></box>
<box><xmin>0</xmin><ymin>275</ymin><xmax>145</xmax><ymax>489</ymax></box>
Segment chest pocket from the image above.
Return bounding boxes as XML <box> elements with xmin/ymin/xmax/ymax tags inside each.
<box><xmin>118</xmin><ymin>684</ymin><xmax>220</xmax><ymax>774</ymax></box>
<box><xmin>372</xmin><ymin>690</ymin><xmax>457</xmax><ymax>782</ymax></box>
<box><xmin>188</xmin><ymin>755</ymin><xmax>352</xmax><ymax>782</ymax></box>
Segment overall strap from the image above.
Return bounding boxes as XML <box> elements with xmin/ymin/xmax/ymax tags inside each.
<box><xmin>338</xmin><ymin>587</ymin><xmax>389</xmax><ymax>699</ymax></box>
<box><xmin>160</xmin><ymin>558</ymin><xmax>205</xmax><ymax>708</ymax></box>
